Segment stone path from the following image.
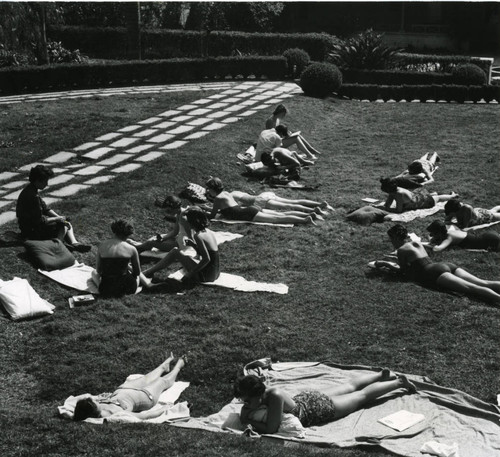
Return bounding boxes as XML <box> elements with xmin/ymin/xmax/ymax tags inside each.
<box><xmin>0</xmin><ymin>80</ymin><xmax>301</xmax><ymax>227</ymax></box>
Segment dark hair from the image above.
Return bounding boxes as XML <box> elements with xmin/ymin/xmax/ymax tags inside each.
<box><xmin>233</xmin><ymin>375</ymin><xmax>266</xmax><ymax>400</ymax></box>
<box><xmin>272</xmin><ymin>104</ymin><xmax>287</xmax><ymax>116</ymax></box>
<box><xmin>407</xmin><ymin>160</ymin><xmax>423</xmax><ymax>175</ymax></box>
<box><xmin>164</xmin><ymin>195</ymin><xmax>182</xmax><ymax>210</ymax></box>
<box><xmin>275</xmin><ymin>124</ymin><xmax>289</xmax><ymax>137</ymax></box>
<box><xmin>29</xmin><ymin>165</ymin><xmax>54</xmax><ymax>183</ymax></box>
<box><xmin>380</xmin><ymin>177</ymin><xmax>398</xmax><ymax>193</ymax></box>
<box><xmin>185</xmin><ymin>206</ymin><xmax>209</xmax><ymax>232</ymax></box>
<box><xmin>261</xmin><ymin>151</ymin><xmax>276</xmax><ymax>168</ymax></box>
<box><xmin>444</xmin><ymin>199</ymin><xmax>461</xmax><ymax>215</ymax></box>
<box><xmin>426</xmin><ymin>219</ymin><xmax>448</xmax><ymax>243</ymax></box>
<box><xmin>387</xmin><ymin>224</ymin><xmax>408</xmax><ymax>240</ymax></box>
<box><xmin>111</xmin><ymin>219</ymin><xmax>134</xmax><ymax>239</ymax></box>
<box><xmin>74</xmin><ymin>398</ymin><xmax>100</xmax><ymax>421</ymax></box>
<box><xmin>205</xmin><ymin>177</ymin><xmax>224</xmax><ymax>194</ymax></box>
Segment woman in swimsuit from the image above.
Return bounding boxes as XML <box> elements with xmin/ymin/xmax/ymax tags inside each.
<box><xmin>127</xmin><ymin>196</ymin><xmax>192</xmax><ymax>254</ymax></box>
<box><xmin>142</xmin><ymin>207</ymin><xmax>220</xmax><ymax>284</ymax></box>
<box><xmin>375</xmin><ymin>224</ymin><xmax>500</xmax><ymax>304</ymax></box>
<box><xmin>230</xmin><ymin>190</ymin><xmax>333</xmax><ymax>214</ymax></box>
<box><xmin>205</xmin><ymin>177</ymin><xmax>318</xmax><ymax>226</ymax></box>
<box><xmin>444</xmin><ymin>199</ymin><xmax>500</xmax><ymax>229</ymax></box>
<box><xmin>426</xmin><ymin>220</ymin><xmax>500</xmax><ymax>252</ymax></box>
<box><xmin>234</xmin><ymin>369</ymin><xmax>416</xmax><ymax>433</ymax></box>
<box><xmin>95</xmin><ymin>220</ymin><xmax>150</xmax><ymax>297</ymax></box>
<box><xmin>265</xmin><ymin>104</ymin><xmax>322</xmax><ymax>157</ymax></box>
<box><xmin>73</xmin><ymin>353</ymin><xmax>186</xmax><ymax>421</ymax></box>
<box><xmin>380</xmin><ymin>177</ymin><xmax>457</xmax><ymax>214</ymax></box>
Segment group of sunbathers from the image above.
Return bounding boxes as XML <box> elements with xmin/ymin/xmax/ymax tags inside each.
<box><xmin>373</xmin><ymin>153</ymin><xmax>500</xmax><ymax>304</ymax></box>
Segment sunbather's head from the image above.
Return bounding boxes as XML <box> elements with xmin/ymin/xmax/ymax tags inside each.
<box><xmin>380</xmin><ymin>177</ymin><xmax>398</xmax><ymax>193</ymax></box>
<box><xmin>185</xmin><ymin>206</ymin><xmax>209</xmax><ymax>232</ymax></box>
<box><xmin>74</xmin><ymin>398</ymin><xmax>100</xmax><ymax>421</ymax></box>
<box><xmin>29</xmin><ymin>164</ymin><xmax>54</xmax><ymax>189</ymax></box>
<box><xmin>387</xmin><ymin>224</ymin><xmax>408</xmax><ymax>244</ymax></box>
<box><xmin>426</xmin><ymin>220</ymin><xmax>448</xmax><ymax>243</ymax></box>
<box><xmin>407</xmin><ymin>161</ymin><xmax>423</xmax><ymax>175</ymax></box>
<box><xmin>234</xmin><ymin>375</ymin><xmax>266</xmax><ymax>402</ymax></box>
<box><xmin>111</xmin><ymin>219</ymin><xmax>134</xmax><ymax>240</ymax></box>
<box><xmin>205</xmin><ymin>177</ymin><xmax>224</xmax><ymax>195</ymax></box>
<box><xmin>164</xmin><ymin>195</ymin><xmax>182</xmax><ymax>213</ymax></box>
<box><xmin>444</xmin><ymin>199</ymin><xmax>461</xmax><ymax>216</ymax></box>
<box><xmin>261</xmin><ymin>151</ymin><xmax>276</xmax><ymax>168</ymax></box>
<box><xmin>273</xmin><ymin>104</ymin><xmax>288</xmax><ymax>117</ymax></box>
<box><xmin>275</xmin><ymin>124</ymin><xmax>289</xmax><ymax>138</ymax></box>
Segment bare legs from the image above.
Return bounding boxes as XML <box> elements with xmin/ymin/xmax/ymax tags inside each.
<box><xmin>282</xmin><ymin>135</ymin><xmax>321</xmax><ymax>159</ymax></box>
<box><xmin>254</xmin><ymin>210</ymin><xmax>316</xmax><ymax>225</ymax></box>
<box><xmin>142</xmin><ymin>247</ymin><xmax>198</xmax><ymax>279</ymax></box>
<box><xmin>127</xmin><ymin>238</ymin><xmax>177</xmax><ymax>253</ymax></box>
<box><xmin>436</xmin><ymin>269</ymin><xmax>500</xmax><ymax>304</ymax></box>
<box><xmin>432</xmin><ymin>192</ymin><xmax>458</xmax><ymax>204</ymax></box>
<box><xmin>488</xmin><ymin>206</ymin><xmax>500</xmax><ymax>221</ymax></box>
<box><xmin>328</xmin><ymin>369</ymin><xmax>416</xmax><ymax>420</ymax></box>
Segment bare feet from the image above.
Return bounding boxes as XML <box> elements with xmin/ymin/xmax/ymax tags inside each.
<box><xmin>306</xmin><ymin>216</ymin><xmax>317</xmax><ymax>226</ymax></box>
<box><xmin>311</xmin><ymin>213</ymin><xmax>324</xmax><ymax>221</ymax></box>
<box><xmin>398</xmin><ymin>375</ymin><xmax>417</xmax><ymax>394</ymax></box>
<box><xmin>314</xmin><ymin>207</ymin><xmax>328</xmax><ymax>216</ymax></box>
<box><xmin>381</xmin><ymin>368</ymin><xmax>397</xmax><ymax>381</ymax></box>
<box><xmin>177</xmin><ymin>354</ymin><xmax>188</xmax><ymax>369</ymax></box>
<box><xmin>162</xmin><ymin>352</ymin><xmax>174</xmax><ymax>372</ymax></box>
<box><xmin>320</xmin><ymin>201</ymin><xmax>334</xmax><ymax>212</ymax></box>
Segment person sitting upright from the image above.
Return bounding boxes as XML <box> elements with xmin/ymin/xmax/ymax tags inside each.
<box><xmin>205</xmin><ymin>177</ymin><xmax>316</xmax><ymax>225</ymax></box>
<box><xmin>265</xmin><ymin>104</ymin><xmax>322</xmax><ymax>157</ymax></box>
<box><xmin>16</xmin><ymin>165</ymin><xmax>90</xmax><ymax>252</ymax></box>
<box><xmin>444</xmin><ymin>199</ymin><xmax>500</xmax><ymax>229</ymax></box>
<box><xmin>255</xmin><ymin>125</ymin><xmax>316</xmax><ymax>162</ymax></box>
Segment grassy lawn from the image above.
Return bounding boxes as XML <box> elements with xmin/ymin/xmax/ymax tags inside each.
<box><xmin>0</xmin><ymin>89</ymin><xmax>499</xmax><ymax>457</ymax></box>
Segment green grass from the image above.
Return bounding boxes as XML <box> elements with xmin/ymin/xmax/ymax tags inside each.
<box><xmin>0</xmin><ymin>90</ymin><xmax>499</xmax><ymax>457</ymax></box>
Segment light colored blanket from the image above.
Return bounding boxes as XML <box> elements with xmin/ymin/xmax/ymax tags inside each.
<box><xmin>384</xmin><ymin>202</ymin><xmax>445</xmax><ymax>223</ymax></box>
<box><xmin>172</xmin><ymin>361</ymin><xmax>500</xmax><ymax>457</ymax></box>
<box><xmin>168</xmin><ymin>269</ymin><xmax>288</xmax><ymax>294</ymax></box>
<box><xmin>39</xmin><ymin>262</ymin><xmax>99</xmax><ymax>294</ymax></box>
<box><xmin>58</xmin><ymin>378</ymin><xmax>190</xmax><ymax>424</ymax></box>
<box><xmin>141</xmin><ymin>231</ymin><xmax>243</xmax><ymax>259</ymax></box>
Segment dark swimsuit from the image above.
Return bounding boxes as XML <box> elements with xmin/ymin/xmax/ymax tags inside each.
<box><xmin>196</xmin><ymin>248</ymin><xmax>220</xmax><ymax>282</ymax></box>
<box><xmin>99</xmin><ymin>257</ymin><xmax>137</xmax><ymax>297</ymax></box>
<box><xmin>403</xmin><ymin>189</ymin><xmax>435</xmax><ymax>211</ymax></box>
<box><xmin>458</xmin><ymin>231</ymin><xmax>500</xmax><ymax>251</ymax></box>
<box><xmin>407</xmin><ymin>257</ymin><xmax>458</xmax><ymax>288</ymax></box>
<box><xmin>220</xmin><ymin>205</ymin><xmax>260</xmax><ymax>222</ymax></box>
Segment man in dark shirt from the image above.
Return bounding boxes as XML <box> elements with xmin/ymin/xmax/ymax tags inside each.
<box><xmin>16</xmin><ymin>165</ymin><xmax>91</xmax><ymax>252</ymax></box>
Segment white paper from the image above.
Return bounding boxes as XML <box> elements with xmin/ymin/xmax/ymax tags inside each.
<box><xmin>378</xmin><ymin>409</ymin><xmax>425</xmax><ymax>431</ymax></box>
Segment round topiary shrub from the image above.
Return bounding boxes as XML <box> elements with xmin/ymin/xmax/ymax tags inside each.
<box><xmin>283</xmin><ymin>48</ymin><xmax>310</xmax><ymax>78</ymax></box>
<box><xmin>300</xmin><ymin>62</ymin><xmax>342</xmax><ymax>98</ymax></box>
<box><xmin>451</xmin><ymin>63</ymin><xmax>487</xmax><ymax>85</ymax></box>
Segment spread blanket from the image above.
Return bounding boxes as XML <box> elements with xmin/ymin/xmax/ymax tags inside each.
<box><xmin>168</xmin><ymin>269</ymin><xmax>288</xmax><ymax>294</ymax></box>
<box><xmin>39</xmin><ymin>262</ymin><xmax>99</xmax><ymax>294</ymax></box>
<box><xmin>58</xmin><ymin>378</ymin><xmax>190</xmax><ymax>424</ymax></box>
<box><xmin>384</xmin><ymin>202</ymin><xmax>445</xmax><ymax>223</ymax></box>
<box><xmin>171</xmin><ymin>361</ymin><xmax>500</xmax><ymax>457</ymax></box>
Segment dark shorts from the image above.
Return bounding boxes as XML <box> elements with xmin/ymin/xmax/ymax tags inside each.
<box><xmin>22</xmin><ymin>222</ymin><xmax>64</xmax><ymax>241</ymax></box>
<box><xmin>99</xmin><ymin>273</ymin><xmax>138</xmax><ymax>297</ymax></box>
<box><xmin>220</xmin><ymin>205</ymin><xmax>260</xmax><ymax>222</ymax></box>
<box><xmin>409</xmin><ymin>257</ymin><xmax>458</xmax><ymax>288</ymax></box>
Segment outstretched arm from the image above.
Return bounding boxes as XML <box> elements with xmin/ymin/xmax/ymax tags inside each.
<box><xmin>432</xmin><ymin>236</ymin><xmax>453</xmax><ymax>252</ymax></box>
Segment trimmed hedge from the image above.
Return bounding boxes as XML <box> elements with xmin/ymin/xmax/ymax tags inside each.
<box><xmin>0</xmin><ymin>56</ymin><xmax>287</xmax><ymax>95</ymax></box>
<box><xmin>339</xmin><ymin>84</ymin><xmax>500</xmax><ymax>103</ymax></box>
<box><xmin>393</xmin><ymin>53</ymin><xmax>492</xmax><ymax>76</ymax></box>
<box><xmin>48</xmin><ymin>26</ymin><xmax>337</xmax><ymax>61</ymax></box>
<box><xmin>342</xmin><ymin>69</ymin><xmax>454</xmax><ymax>85</ymax></box>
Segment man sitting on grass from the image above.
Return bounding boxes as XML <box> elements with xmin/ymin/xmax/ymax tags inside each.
<box><xmin>16</xmin><ymin>165</ymin><xmax>91</xmax><ymax>252</ymax></box>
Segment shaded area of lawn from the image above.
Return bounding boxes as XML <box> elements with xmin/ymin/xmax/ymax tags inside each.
<box><xmin>0</xmin><ymin>92</ymin><xmax>498</xmax><ymax>457</ymax></box>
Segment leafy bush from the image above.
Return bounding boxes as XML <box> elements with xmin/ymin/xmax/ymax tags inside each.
<box><xmin>300</xmin><ymin>62</ymin><xmax>342</xmax><ymax>98</ymax></box>
<box><xmin>328</xmin><ymin>29</ymin><xmax>402</xmax><ymax>70</ymax></box>
<box><xmin>451</xmin><ymin>63</ymin><xmax>487</xmax><ymax>85</ymax></box>
<box><xmin>283</xmin><ymin>48</ymin><xmax>310</xmax><ymax>78</ymax></box>
<box><xmin>342</xmin><ymin>69</ymin><xmax>453</xmax><ymax>85</ymax></box>
<box><xmin>394</xmin><ymin>53</ymin><xmax>492</xmax><ymax>76</ymax></box>
<box><xmin>0</xmin><ymin>47</ymin><xmax>33</xmax><ymax>68</ymax></box>
<box><xmin>46</xmin><ymin>40</ymin><xmax>88</xmax><ymax>64</ymax></box>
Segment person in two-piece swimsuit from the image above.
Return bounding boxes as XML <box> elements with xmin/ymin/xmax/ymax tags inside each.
<box><xmin>426</xmin><ymin>220</ymin><xmax>500</xmax><ymax>252</ymax></box>
<box><xmin>375</xmin><ymin>224</ymin><xmax>500</xmax><ymax>304</ymax></box>
<box><xmin>73</xmin><ymin>353</ymin><xmax>186</xmax><ymax>421</ymax></box>
<box><xmin>234</xmin><ymin>370</ymin><xmax>416</xmax><ymax>433</ymax></box>
<box><xmin>444</xmin><ymin>199</ymin><xmax>500</xmax><ymax>229</ymax></box>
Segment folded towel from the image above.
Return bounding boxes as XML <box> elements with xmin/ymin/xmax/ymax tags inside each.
<box><xmin>38</xmin><ymin>262</ymin><xmax>99</xmax><ymax>294</ymax></box>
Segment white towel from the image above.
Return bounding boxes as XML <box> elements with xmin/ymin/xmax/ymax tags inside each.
<box><xmin>169</xmin><ymin>270</ymin><xmax>288</xmax><ymax>294</ymax></box>
<box><xmin>39</xmin><ymin>262</ymin><xmax>99</xmax><ymax>294</ymax></box>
